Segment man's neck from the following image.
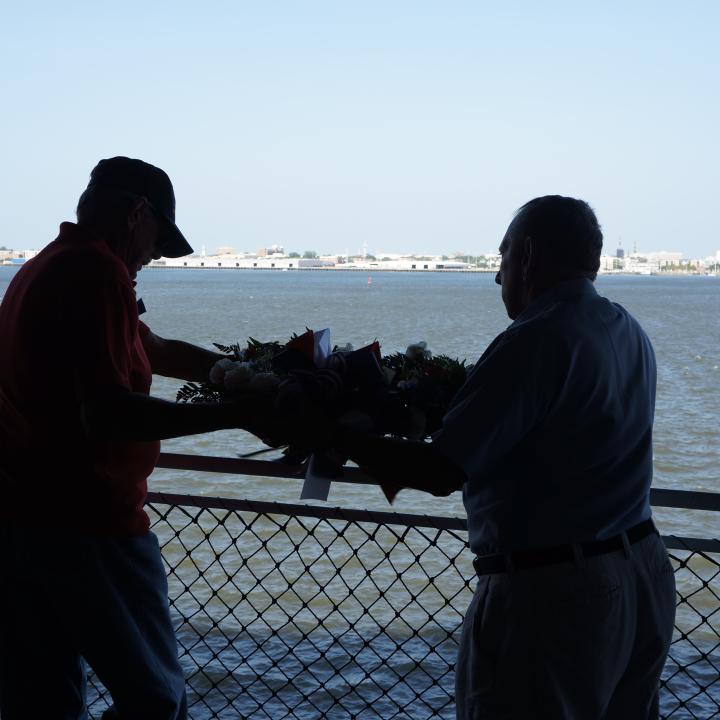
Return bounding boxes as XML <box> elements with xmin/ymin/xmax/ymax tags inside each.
<box><xmin>527</xmin><ymin>272</ymin><xmax>594</xmax><ymax>305</ymax></box>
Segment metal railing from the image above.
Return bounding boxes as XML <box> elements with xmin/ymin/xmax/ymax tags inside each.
<box><xmin>86</xmin><ymin>453</ymin><xmax>719</xmax><ymax>719</ymax></box>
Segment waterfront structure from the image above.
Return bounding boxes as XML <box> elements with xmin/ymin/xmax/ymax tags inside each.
<box><xmin>0</xmin><ymin>249</ymin><xmax>40</xmax><ymax>265</ymax></box>
<box><xmin>147</xmin><ymin>255</ymin><xmax>478</xmax><ymax>271</ymax></box>
<box><xmin>2</xmin><ymin>248</ymin><xmax>718</xmax><ymax>274</ymax></box>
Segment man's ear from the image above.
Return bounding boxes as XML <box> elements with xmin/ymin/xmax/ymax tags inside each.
<box><xmin>521</xmin><ymin>235</ymin><xmax>535</xmax><ymax>282</ymax></box>
<box><xmin>127</xmin><ymin>196</ymin><xmax>149</xmax><ymax>231</ymax></box>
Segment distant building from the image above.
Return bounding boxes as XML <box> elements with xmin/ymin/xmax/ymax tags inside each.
<box><xmin>297</xmin><ymin>258</ymin><xmax>335</xmax><ymax>268</ymax></box>
<box><xmin>616</xmin><ymin>247</ymin><xmax>625</xmax><ymax>259</ymax></box>
<box><xmin>256</xmin><ymin>244</ymin><xmax>284</xmax><ymax>257</ymax></box>
<box><xmin>2</xmin><ymin>249</ymin><xmax>40</xmax><ymax>265</ymax></box>
<box><xmin>599</xmin><ymin>255</ymin><xmax>625</xmax><ymax>272</ymax></box>
<box><xmin>646</xmin><ymin>251</ymin><xmax>683</xmax><ymax>263</ymax></box>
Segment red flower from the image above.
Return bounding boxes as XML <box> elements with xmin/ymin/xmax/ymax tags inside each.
<box><xmin>358</xmin><ymin>340</ymin><xmax>382</xmax><ymax>363</ymax></box>
<box><xmin>286</xmin><ymin>329</ymin><xmax>316</xmax><ymax>364</ymax></box>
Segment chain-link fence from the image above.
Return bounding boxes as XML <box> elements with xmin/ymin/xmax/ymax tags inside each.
<box><xmin>662</xmin><ymin>538</ymin><xmax>720</xmax><ymax>718</ymax></box>
<box><xmin>86</xmin><ymin>488</ymin><xmax>719</xmax><ymax>719</ymax></box>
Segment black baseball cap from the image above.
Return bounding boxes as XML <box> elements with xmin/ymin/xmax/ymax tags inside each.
<box><xmin>86</xmin><ymin>156</ymin><xmax>193</xmax><ymax>258</ymax></box>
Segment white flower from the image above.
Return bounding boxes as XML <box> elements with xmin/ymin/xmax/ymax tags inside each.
<box><xmin>209</xmin><ymin>358</ymin><xmax>236</xmax><ymax>385</ymax></box>
<box><xmin>249</xmin><ymin>372</ymin><xmax>281</xmax><ymax>394</ymax></box>
<box><xmin>405</xmin><ymin>341</ymin><xmax>431</xmax><ymax>360</ymax></box>
<box><xmin>223</xmin><ymin>362</ymin><xmax>255</xmax><ymax>392</ymax></box>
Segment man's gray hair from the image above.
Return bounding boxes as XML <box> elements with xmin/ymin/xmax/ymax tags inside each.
<box><xmin>513</xmin><ymin>195</ymin><xmax>603</xmax><ymax>280</ymax></box>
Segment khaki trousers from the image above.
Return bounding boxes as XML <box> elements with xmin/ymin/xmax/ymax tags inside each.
<box><xmin>456</xmin><ymin>533</ymin><xmax>676</xmax><ymax>720</ymax></box>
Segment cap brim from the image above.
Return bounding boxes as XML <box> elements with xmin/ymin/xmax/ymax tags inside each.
<box><xmin>162</xmin><ymin>222</ymin><xmax>194</xmax><ymax>258</ymax></box>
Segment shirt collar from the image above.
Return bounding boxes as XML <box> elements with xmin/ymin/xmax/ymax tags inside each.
<box><xmin>58</xmin><ymin>221</ymin><xmax>105</xmax><ymax>246</ymax></box>
<box><xmin>510</xmin><ymin>277</ymin><xmax>598</xmax><ymax>327</ymax></box>
<box><xmin>56</xmin><ymin>222</ymin><xmax>132</xmax><ymax>285</ymax></box>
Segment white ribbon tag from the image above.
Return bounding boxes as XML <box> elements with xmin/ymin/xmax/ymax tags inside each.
<box><xmin>300</xmin><ymin>453</ymin><xmax>332</xmax><ymax>501</ymax></box>
<box><xmin>313</xmin><ymin>328</ymin><xmax>332</xmax><ymax>367</ymax></box>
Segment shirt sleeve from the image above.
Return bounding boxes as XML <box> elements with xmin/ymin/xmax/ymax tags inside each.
<box><xmin>433</xmin><ymin>325</ymin><xmax>568</xmax><ymax>483</ymax></box>
<box><xmin>64</xmin><ymin>258</ymin><xmax>139</xmax><ymax>397</ymax></box>
<box><xmin>138</xmin><ymin>319</ymin><xmax>151</xmax><ymax>342</ymax></box>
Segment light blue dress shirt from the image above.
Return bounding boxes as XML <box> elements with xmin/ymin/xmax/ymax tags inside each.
<box><xmin>434</xmin><ymin>278</ymin><xmax>656</xmax><ymax>555</ymax></box>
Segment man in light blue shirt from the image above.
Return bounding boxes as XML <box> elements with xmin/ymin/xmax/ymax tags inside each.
<box><xmin>338</xmin><ymin>196</ymin><xmax>676</xmax><ymax>719</ymax></box>
<box><xmin>435</xmin><ymin>275</ymin><xmax>656</xmax><ymax>555</ymax></box>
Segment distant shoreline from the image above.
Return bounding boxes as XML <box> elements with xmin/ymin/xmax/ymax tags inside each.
<box><xmin>140</xmin><ymin>265</ymin><xmax>716</xmax><ymax>277</ymax></box>
<box><xmin>0</xmin><ymin>263</ymin><xmax>715</xmax><ymax>278</ymax></box>
<box><xmin>144</xmin><ymin>265</ymin><xmax>493</xmax><ymax>273</ymax></box>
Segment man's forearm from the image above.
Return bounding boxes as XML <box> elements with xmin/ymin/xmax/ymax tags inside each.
<box><xmin>82</xmin><ymin>390</ymin><xmax>254</xmax><ymax>441</ymax></box>
<box><xmin>336</xmin><ymin>432</ymin><xmax>466</xmax><ymax>497</ymax></box>
<box><xmin>150</xmin><ymin>339</ymin><xmax>224</xmax><ymax>381</ymax></box>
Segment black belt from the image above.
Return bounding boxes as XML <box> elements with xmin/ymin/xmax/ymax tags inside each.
<box><xmin>473</xmin><ymin>518</ymin><xmax>658</xmax><ymax>576</ymax></box>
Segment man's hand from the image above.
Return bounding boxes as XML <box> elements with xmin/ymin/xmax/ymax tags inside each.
<box><xmin>271</xmin><ymin>377</ymin><xmax>336</xmax><ymax>451</ymax></box>
<box><xmin>333</xmin><ymin>430</ymin><xmax>467</xmax><ymax>499</ymax></box>
<box><xmin>221</xmin><ymin>393</ymin><xmax>287</xmax><ymax>447</ymax></box>
<box><xmin>226</xmin><ymin>383</ymin><xmax>334</xmax><ymax>452</ymax></box>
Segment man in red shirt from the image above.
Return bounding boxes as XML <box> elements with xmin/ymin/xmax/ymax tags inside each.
<box><xmin>0</xmin><ymin>157</ymin><xmax>272</xmax><ymax>719</ymax></box>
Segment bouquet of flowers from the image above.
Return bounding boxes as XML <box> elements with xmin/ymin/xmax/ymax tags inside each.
<box><xmin>177</xmin><ymin>329</ymin><xmax>469</xmax><ymax>498</ymax></box>
<box><xmin>178</xmin><ymin>329</ymin><xmax>467</xmax><ymax>437</ymax></box>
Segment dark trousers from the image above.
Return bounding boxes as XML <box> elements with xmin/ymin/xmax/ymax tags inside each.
<box><xmin>0</xmin><ymin>527</ymin><xmax>187</xmax><ymax>720</ymax></box>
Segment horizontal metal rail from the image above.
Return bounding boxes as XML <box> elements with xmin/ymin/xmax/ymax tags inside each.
<box><xmin>154</xmin><ymin>452</ymin><xmax>720</xmax><ymax>553</ymax></box>
<box><xmin>157</xmin><ymin>451</ymin><xmax>366</xmax><ymax>482</ymax></box>
<box><xmin>157</xmin><ymin>452</ymin><xmax>720</xmax><ymax>509</ymax></box>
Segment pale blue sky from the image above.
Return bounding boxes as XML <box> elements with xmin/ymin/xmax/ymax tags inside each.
<box><xmin>1</xmin><ymin>1</ymin><xmax>718</xmax><ymax>257</ymax></box>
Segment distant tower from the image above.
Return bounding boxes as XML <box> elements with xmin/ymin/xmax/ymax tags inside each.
<box><xmin>616</xmin><ymin>238</ymin><xmax>625</xmax><ymax>259</ymax></box>
<box><xmin>362</xmin><ymin>242</ymin><xmax>368</xmax><ymax>260</ymax></box>
<box><xmin>201</xmin><ymin>245</ymin><xmax>206</xmax><ymax>257</ymax></box>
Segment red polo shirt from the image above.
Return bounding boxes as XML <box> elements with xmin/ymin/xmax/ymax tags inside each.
<box><xmin>0</xmin><ymin>222</ymin><xmax>160</xmax><ymax>535</ymax></box>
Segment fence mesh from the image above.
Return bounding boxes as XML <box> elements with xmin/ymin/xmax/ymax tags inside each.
<box><xmin>87</xmin><ymin>496</ymin><xmax>719</xmax><ymax>719</ymax></box>
<box><xmin>663</xmin><ymin>540</ymin><xmax>720</xmax><ymax>719</ymax></box>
